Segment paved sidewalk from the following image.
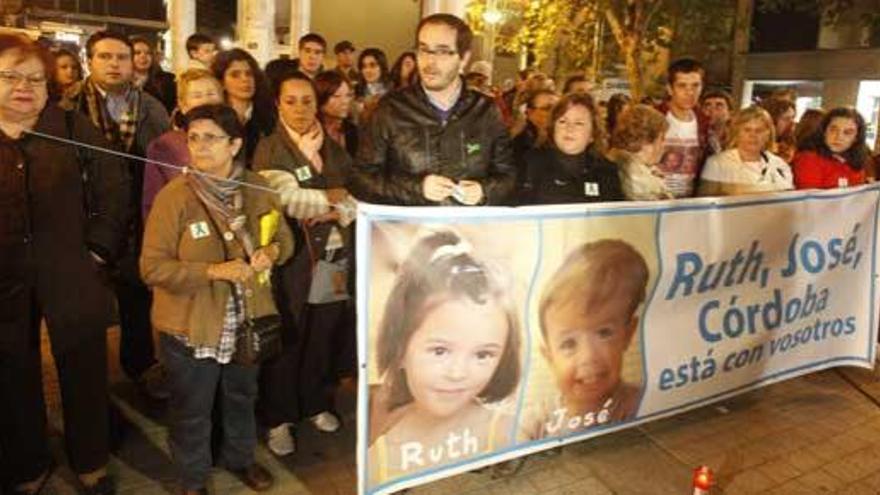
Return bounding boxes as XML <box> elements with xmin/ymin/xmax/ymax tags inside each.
<box><xmin>37</xmin><ymin>328</ymin><xmax>880</xmax><ymax>494</ymax></box>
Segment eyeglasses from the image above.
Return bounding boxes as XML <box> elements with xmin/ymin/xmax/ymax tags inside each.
<box><xmin>417</xmin><ymin>46</ymin><xmax>458</xmax><ymax>60</ymax></box>
<box><xmin>0</xmin><ymin>70</ymin><xmax>47</xmax><ymax>87</ymax></box>
<box><xmin>187</xmin><ymin>133</ymin><xmax>231</xmax><ymax>145</ymax></box>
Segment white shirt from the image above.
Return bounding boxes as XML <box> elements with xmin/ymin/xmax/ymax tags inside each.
<box><xmin>659</xmin><ymin>111</ymin><xmax>701</xmax><ymax>198</ymax></box>
<box><xmin>700</xmin><ymin>148</ymin><xmax>794</xmax><ymax>194</ymax></box>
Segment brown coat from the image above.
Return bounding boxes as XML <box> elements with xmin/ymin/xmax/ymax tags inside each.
<box><xmin>140</xmin><ymin>170</ymin><xmax>294</xmax><ymax>347</ymax></box>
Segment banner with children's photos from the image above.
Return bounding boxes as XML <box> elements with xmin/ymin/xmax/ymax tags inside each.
<box><xmin>355</xmin><ymin>185</ymin><xmax>880</xmax><ymax>495</ymax></box>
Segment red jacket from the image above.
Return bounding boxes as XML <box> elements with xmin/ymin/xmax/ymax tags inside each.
<box><xmin>792</xmin><ymin>150</ymin><xmax>866</xmax><ymax>190</ymax></box>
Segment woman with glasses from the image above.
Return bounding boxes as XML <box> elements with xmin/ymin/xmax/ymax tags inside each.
<box><xmin>0</xmin><ymin>34</ymin><xmax>128</xmax><ymax>495</ymax></box>
<box><xmin>141</xmin><ymin>104</ymin><xmax>293</xmax><ymax>495</ymax></box>
<box><xmin>519</xmin><ymin>93</ymin><xmax>624</xmax><ymax>204</ymax></box>
<box><xmin>253</xmin><ymin>71</ymin><xmax>357</xmax><ymax>458</ymax></box>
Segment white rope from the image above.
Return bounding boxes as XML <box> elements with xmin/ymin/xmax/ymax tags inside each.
<box><xmin>23</xmin><ymin>129</ymin><xmax>280</xmax><ymax>194</ymax></box>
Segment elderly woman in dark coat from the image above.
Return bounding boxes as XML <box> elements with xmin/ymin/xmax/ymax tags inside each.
<box><xmin>0</xmin><ymin>34</ymin><xmax>129</xmax><ymax>495</ymax></box>
<box><xmin>253</xmin><ymin>70</ymin><xmax>357</xmax><ymax>457</ymax></box>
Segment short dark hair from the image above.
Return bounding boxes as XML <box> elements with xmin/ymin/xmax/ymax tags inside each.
<box><xmin>274</xmin><ymin>70</ymin><xmax>317</xmax><ymax>102</ymax></box>
<box><xmin>86</xmin><ymin>31</ymin><xmax>133</xmax><ymax>59</ymax></box>
<box><xmin>183</xmin><ymin>103</ymin><xmax>245</xmax><ymax>141</ymax></box>
<box><xmin>667</xmin><ymin>57</ymin><xmax>705</xmax><ymax>86</ymax></box>
<box><xmin>186</xmin><ymin>33</ymin><xmax>215</xmax><ymax>57</ymax></box>
<box><xmin>801</xmin><ymin>107</ymin><xmax>871</xmax><ymax>170</ymax></box>
<box><xmin>314</xmin><ymin>70</ymin><xmax>350</xmax><ymax>108</ymax></box>
<box><xmin>298</xmin><ymin>33</ymin><xmax>327</xmax><ymax>51</ymax></box>
<box><xmin>416</xmin><ymin>13</ymin><xmax>473</xmax><ymax>56</ymax></box>
<box><xmin>701</xmin><ymin>89</ymin><xmax>732</xmax><ymax>110</ymax></box>
<box><xmin>334</xmin><ymin>40</ymin><xmax>355</xmax><ymax>54</ymax></box>
<box><xmin>563</xmin><ymin>75</ymin><xmax>587</xmax><ymax>94</ymax></box>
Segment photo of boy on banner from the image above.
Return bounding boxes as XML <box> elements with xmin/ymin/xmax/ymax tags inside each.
<box><xmin>521</xmin><ymin>239</ymin><xmax>648</xmax><ymax>440</ymax></box>
<box><xmin>366</xmin><ymin>230</ymin><xmax>523</xmax><ymax>486</ymax></box>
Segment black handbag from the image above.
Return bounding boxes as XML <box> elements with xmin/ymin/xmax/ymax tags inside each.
<box><xmin>192</xmin><ymin>193</ymin><xmax>283</xmax><ymax>365</ymax></box>
<box><xmin>230</xmin><ymin>287</ymin><xmax>283</xmax><ymax>366</ymax></box>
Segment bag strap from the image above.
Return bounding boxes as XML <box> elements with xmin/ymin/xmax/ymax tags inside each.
<box><xmin>189</xmin><ymin>185</ymin><xmax>251</xmax><ymax>322</ymax></box>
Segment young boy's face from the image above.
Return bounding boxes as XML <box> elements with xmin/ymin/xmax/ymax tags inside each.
<box><xmin>403</xmin><ymin>297</ymin><xmax>509</xmax><ymax>419</ymax></box>
<box><xmin>542</xmin><ymin>293</ymin><xmax>637</xmax><ymax>414</ymax></box>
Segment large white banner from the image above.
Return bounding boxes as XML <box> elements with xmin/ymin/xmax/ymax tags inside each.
<box><xmin>355</xmin><ymin>186</ymin><xmax>880</xmax><ymax>495</ymax></box>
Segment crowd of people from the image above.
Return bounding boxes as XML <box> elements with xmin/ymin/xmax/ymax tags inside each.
<box><xmin>0</xmin><ymin>11</ymin><xmax>876</xmax><ymax>495</ymax></box>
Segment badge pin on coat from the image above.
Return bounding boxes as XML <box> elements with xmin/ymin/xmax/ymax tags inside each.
<box><xmin>295</xmin><ymin>166</ymin><xmax>313</xmax><ymax>182</ymax></box>
<box><xmin>466</xmin><ymin>143</ymin><xmax>481</xmax><ymax>155</ymax></box>
<box><xmin>584</xmin><ymin>182</ymin><xmax>600</xmax><ymax>197</ymax></box>
<box><xmin>189</xmin><ymin>221</ymin><xmax>210</xmax><ymax>239</ymax></box>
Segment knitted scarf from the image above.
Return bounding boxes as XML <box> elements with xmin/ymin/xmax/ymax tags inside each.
<box><xmin>83</xmin><ymin>78</ymin><xmax>140</xmax><ymax>152</ymax></box>
<box><xmin>186</xmin><ymin>164</ymin><xmax>255</xmax><ymax>257</ymax></box>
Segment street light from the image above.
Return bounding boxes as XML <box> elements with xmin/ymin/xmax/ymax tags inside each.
<box><xmin>482</xmin><ymin>8</ymin><xmax>503</xmax><ymax>25</ymax></box>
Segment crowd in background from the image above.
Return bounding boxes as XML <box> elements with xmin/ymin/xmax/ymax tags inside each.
<box><xmin>0</xmin><ymin>11</ymin><xmax>877</xmax><ymax>495</ymax></box>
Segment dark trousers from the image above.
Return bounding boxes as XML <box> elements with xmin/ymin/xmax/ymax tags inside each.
<box><xmin>0</xmin><ymin>331</ymin><xmax>109</xmax><ymax>485</ymax></box>
<box><xmin>259</xmin><ymin>301</ymin><xmax>354</xmax><ymax>427</ymax></box>
<box><xmin>115</xmin><ymin>278</ymin><xmax>156</xmax><ymax>379</ymax></box>
<box><xmin>160</xmin><ymin>334</ymin><xmax>258</xmax><ymax>490</ymax></box>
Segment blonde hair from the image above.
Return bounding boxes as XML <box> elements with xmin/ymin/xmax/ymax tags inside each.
<box><xmin>726</xmin><ymin>105</ymin><xmax>776</xmax><ymax>152</ymax></box>
<box><xmin>539</xmin><ymin>240</ymin><xmax>648</xmax><ymax>341</ymax></box>
<box><xmin>176</xmin><ymin>68</ymin><xmax>222</xmax><ymax>107</ymax></box>
<box><xmin>610</xmin><ymin>104</ymin><xmax>668</xmax><ymax>153</ymax></box>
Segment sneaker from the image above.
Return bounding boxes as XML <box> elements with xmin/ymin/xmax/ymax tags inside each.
<box><xmin>266</xmin><ymin>423</ymin><xmax>295</xmax><ymax>457</ymax></box>
<box><xmin>310</xmin><ymin>411</ymin><xmax>341</xmax><ymax>433</ymax></box>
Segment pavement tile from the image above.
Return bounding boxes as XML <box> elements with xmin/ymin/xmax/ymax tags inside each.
<box><xmin>542</xmin><ymin>477</ymin><xmax>614</xmax><ymax>495</ymax></box>
<box><xmin>761</xmin><ymin>478</ymin><xmax>815</xmax><ymax>495</ymax></box>
<box><xmin>835</xmin><ymin>482</ymin><xmax>880</xmax><ymax>495</ymax></box>
<box><xmin>720</xmin><ymin>468</ymin><xmax>778</xmax><ymax>494</ymax></box>
<box><xmin>756</xmin><ymin>458</ymin><xmax>803</xmax><ymax>485</ymax></box>
<box><xmin>795</xmin><ymin>469</ymin><xmax>847</xmax><ymax>493</ymax></box>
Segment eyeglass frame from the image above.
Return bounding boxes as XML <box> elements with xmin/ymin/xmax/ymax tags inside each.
<box><xmin>0</xmin><ymin>70</ymin><xmax>48</xmax><ymax>87</ymax></box>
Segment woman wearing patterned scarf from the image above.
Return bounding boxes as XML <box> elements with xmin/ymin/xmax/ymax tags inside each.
<box><xmin>140</xmin><ymin>104</ymin><xmax>293</xmax><ymax>495</ymax></box>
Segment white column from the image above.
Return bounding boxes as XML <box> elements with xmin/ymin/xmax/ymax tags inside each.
<box><xmin>421</xmin><ymin>0</ymin><xmax>466</xmax><ymax>18</ymax></box>
<box><xmin>289</xmin><ymin>0</ymin><xmax>311</xmax><ymax>50</ymax></box>
<box><xmin>167</xmin><ymin>0</ymin><xmax>195</xmax><ymax>74</ymax></box>
<box><xmin>238</xmin><ymin>0</ymin><xmax>276</xmax><ymax>66</ymax></box>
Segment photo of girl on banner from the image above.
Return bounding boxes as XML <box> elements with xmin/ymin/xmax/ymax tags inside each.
<box><xmin>520</xmin><ymin>238</ymin><xmax>649</xmax><ymax>441</ymax></box>
<box><xmin>366</xmin><ymin>229</ymin><xmax>524</xmax><ymax>486</ymax></box>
